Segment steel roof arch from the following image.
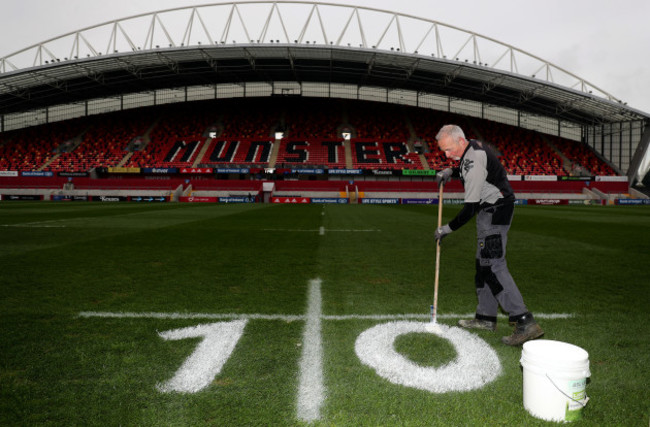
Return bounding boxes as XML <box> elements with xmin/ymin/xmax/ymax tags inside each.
<box><xmin>0</xmin><ymin>1</ymin><xmax>632</xmax><ymax>106</ymax></box>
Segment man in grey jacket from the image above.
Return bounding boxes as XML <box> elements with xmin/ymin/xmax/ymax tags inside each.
<box><xmin>434</xmin><ymin>124</ymin><xmax>543</xmax><ymax>346</ymax></box>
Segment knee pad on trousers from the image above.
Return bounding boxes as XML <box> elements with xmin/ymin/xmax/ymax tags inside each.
<box><xmin>475</xmin><ymin>259</ymin><xmax>504</xmax><ymax>296</ymax></box>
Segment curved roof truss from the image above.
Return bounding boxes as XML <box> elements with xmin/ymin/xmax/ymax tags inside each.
<box><xmin>0</xmin><ymin>1</ymin><xmax>632</xmax><ymax>106</ymax></box>
<box><xmin>0</xmin><ymin>1</ymin><xmax>647</xmax><ymax>135</ymax></box>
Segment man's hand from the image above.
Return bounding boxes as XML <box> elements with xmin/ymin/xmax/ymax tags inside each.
<box><xmin>435</xmin><ymin>168</ymin><xmax>453</xmax><ymax>185</ymax></box>
<box><xmin>435</xmin><ymin>224</ymin><xmax>452</xmax><ymax>242</ymax></box>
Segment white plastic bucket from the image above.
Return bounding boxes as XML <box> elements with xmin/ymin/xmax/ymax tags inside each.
<box><xmin>520</xmin><ymin>340</ymin><xmax>590</xmax><ymax>422</ymax></box>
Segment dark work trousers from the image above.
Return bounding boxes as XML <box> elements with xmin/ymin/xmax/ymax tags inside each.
<box><xmin>474</xmin><ymin>202</ymin><xmax>528</xmax><ymax>322</ymax></box>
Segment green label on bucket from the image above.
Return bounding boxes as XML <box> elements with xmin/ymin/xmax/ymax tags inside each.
<box><xmin>566</xmin><ymin>403</ymin><xmax>584</xmax><ymax>422</ymax></box>
<box><xmin>568</xmin><ymin>378</ymin><xmax>587</xmax><ymax>402</ymax></box>
<box><xmin>565</xmin><ymin>379</ymin><xmax>587</xmax><ymax>421</ymax></box>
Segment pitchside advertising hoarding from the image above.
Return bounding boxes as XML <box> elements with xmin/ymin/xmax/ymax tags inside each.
<box><xmin>52</xmin><ymin>195</ymin><xmax>89</xmax><ymax>201</ymax></box>
<box><xmin>402</xmin><ymin>170</ymin><xmax>436</xmax><ymax>176</ymax></box>
<box><xmin>130</xmin><ymin>196</ymin><xmax>168</xmax><ymax>202</ymax></box>
<box><xmin>616</xmin><ymin>198</ymin><xmax>650</xmax><ymax>205</ymax></box>
<box><xmin>91</xmin><ymin>196</ymin><xmax>168</xmax><ymax>202</ymax></box>
<box><xmin>0</xmin><ymin>194</ymin><xmax>43</xmax><ymax>201</ymax></box>
<box><xmin>311</xmin><ymin>198</ymin><xmax>349</xmax><ymax>204</ymax></box>
<box><xmin>21</xmin><ymin>171</ymin><xmax>54</xmax><ymax>177</ymax></box>
<box><xmin>361</xmin><ymin>198</ymin><xmax>400</xmax><ymax>204</ymax></box>
<box><xmin>142</xmin><ymin>168</ymin><xmax>179</xmax><ymax>174</ymax></box>
<box><xmin>179</xmin><ymin>196</ymin><xmax>255</xmax><ymax>203</ymax></box>
<box><xmin>527</xmin><ymin>199</ymin><xmax>569</xmax><ymax>205</ymax></box>
<box><xmin>3</xmin><ymin>195</ymin><xmax>640</xmax><ymax>205</ymax></box>
<box><xmin>328</xmin><ymin>169</ymin><xmax>363</xmax><ymax>175</ymax></box>
<box><xmin>271</xmin><ymin>197</ymin><xmax>311</xmax><ymax>204</ymax></box>
<box><xmin>401</xmin><ymin>198</ymin><xmax>438</xmax><ymax>204</ymax></box>
<box><xmin>180</xmin><ymin>168</ymin><xmax>213</xmax><ymax>174</ymax></box>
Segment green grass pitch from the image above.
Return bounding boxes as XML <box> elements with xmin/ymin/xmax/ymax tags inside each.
<box><xmin>1</xmin><ymin>202</ymin><xmax>648</xmax><ymax>425</ymax></box>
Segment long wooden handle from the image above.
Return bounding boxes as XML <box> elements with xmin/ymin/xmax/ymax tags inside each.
<box><xmin>433</xmin><ymin>182</ymin><xmax>443</xmax><ymax>323</ymax></box>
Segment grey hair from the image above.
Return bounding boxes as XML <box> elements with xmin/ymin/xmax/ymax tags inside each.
<box><xmin>436</xmin><ymin>124</ymin><xmax>466</xmax><ymax>142</ymax></box>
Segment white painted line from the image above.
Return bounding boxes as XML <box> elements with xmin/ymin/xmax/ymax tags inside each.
<box><xmin>262</xmin><ymin>228</ymin><xmax>380</xmax><ymax>233</ymax></box>
<box><xmin>325</xmin><ymin>313</ymin><xmax>574</xmax><ymax>320</ymax></box>
<box><xmin>328</xmin><ymin>229</ymin><xmax>380</xmax><ymax>232</ymax></box>
<box><xmin>78</xmin><ymin>311</ymin><xmax>305</xmax><ymax>321</ymax></box>
<box><xmin>262</xmin><ymin>229</ymin><xmax>318</xmax><ymax>232</ymax></box>
<box><xmin>1</xmin><ymin>223</ymin><xmax>67</xmax><ymax>228</ymax></box>
<box><xmin>157</xmin><ymin>320</ymin><xmax>247</xmax><ymax>393</ymax></box>
<box><xmin>1</xmin><ymin>219</ymin><xmax>67</xmax><ymax>228</ymax></box>
<box><xmin>297</xmin><ymin>278</ymin><xmax>325</xmax><ymax>422</ymax></box>
<box><xmin>78</xmin><ymin>311</ymin><xmax>574</xmax><ymax>321</ymax></box>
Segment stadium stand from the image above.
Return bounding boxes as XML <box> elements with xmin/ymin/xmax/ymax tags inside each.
<box><xmin>283</xmin><ymin>98</ymin><xmax>342</xmax><ymax>139</ymax></box>
<box><xmin>195</xmin><ymin>139</ymin><xmax>273</xmax><ymax>170</ymax></box>
<box><xmin>350</xmin><ymin>139</ymin><xmax>421</xmax><ymax>170</ymax></box>
<box><xmin>0</xmin><ymin>119</ymin><xmax>86</xmax><ymax>171</ymax></box>
<box><xmin>0</xmin><ymin>99</ymin><xmax>624</xmax><ymax>192</ymax></box>
<box><xmin>348</xmin><ymin>103</ymin><xmax>410</xmax><ymax>140</ymax></box>
<box><xmin>274</xmin><ymin>139</ymin><xmax>347</xmax><ymax>169</ymax></box>
<box><xmin>71</xmin><ymin>177</ymin><xmax>185</xmax><ymax>191</ymax></box>
<box><xmin>552</xmin><ymin>136</ymin><xmax>618</xmax><ymax>176</ymax></box>
<box><xmin>125</xmin><ymin>106</ymin><xmax>212</xmax><ymax>169</ymax></box>
<box><xmin>473</xmin><ymin>120</ymin><xmax>567</xmax><ymax>176</ymax></box>
<box><xmin>220</xmin><ymin>100</ymin><xmax>279</xmax><ymax>139</ymax></box>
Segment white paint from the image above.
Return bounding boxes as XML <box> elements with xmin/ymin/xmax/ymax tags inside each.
<box><xmin>157</xmin><ymin>320</ymin><xmax>247</xmax><ymax>393</ymax></box>
<box><xmin>326</xmin><ymin>229</ymin><xmax>381</xmax><ymax>232</ymax></box>
<box><xmin>1</xmin><ymin>224</ymin><xmax>66</xmax><ymax>227</ymax></box>
<box><xmin>79</xmin><ymin>311</ymin><xmax>305</xmax><ymax>321</ymax></box>
<box><xmin>1</xmin><ymin>220</ymin><xmax>66</xmax><ymax>228</ymax></box>
<box><xmin>355</xmin><ymin>321</ymin><xmax>501</xmax><ymax>393</ymax></box>
<box><xmin>79</xmin><ymin>311</ymin><xmax>574</xmax><ymax>321</ymax></box>
<box><xmin>297</xmin><ymin>278</ymin><xmax>325</xmax><ymax>422</ymax></box>
<box><xmin>326</xmin><ymin>313</ymin><xmax>573</xmax><ymax>321</ymax></box>
<box><xmin>319</xmin><ymin>226</ymin><xmax>325</xmax><ymax>236</ymax></box>
<box><xmin>262</xmin><ymin>228</ymin><xmax>380</xmax><ymax>233</ymax></box>
<box><xmin>262</xmin><ymin>229</ymin><xmax>320</xmax><ymax>232</ymax></box>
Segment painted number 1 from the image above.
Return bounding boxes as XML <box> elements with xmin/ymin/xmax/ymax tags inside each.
<box><xmin>157</xmin><ymin>320</ymin><xmax>247</xmax><ymax>393</ymax></box>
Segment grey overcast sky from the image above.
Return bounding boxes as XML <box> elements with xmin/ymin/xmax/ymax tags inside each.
<box><xmin>1</xmin><ymin>0</ymin><xmax>649</xmax><ymax>114</ymax></box>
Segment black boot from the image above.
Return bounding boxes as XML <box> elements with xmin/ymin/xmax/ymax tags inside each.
<box><xmin>501</xmin><ymin>313</ymin><xmax>544</xmax><ymax>346</ymax></box>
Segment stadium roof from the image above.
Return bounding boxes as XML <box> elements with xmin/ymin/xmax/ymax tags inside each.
<box><xmin>0</xmin><ymin>1</ymin><xmax>648</xmax><ymax>126</ymax></box>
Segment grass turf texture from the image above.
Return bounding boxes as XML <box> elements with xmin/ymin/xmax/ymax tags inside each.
<box><xmin>0</xmin><ymin>202</ymin><xmax>648</xmax><ymax>425</ymax></box>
